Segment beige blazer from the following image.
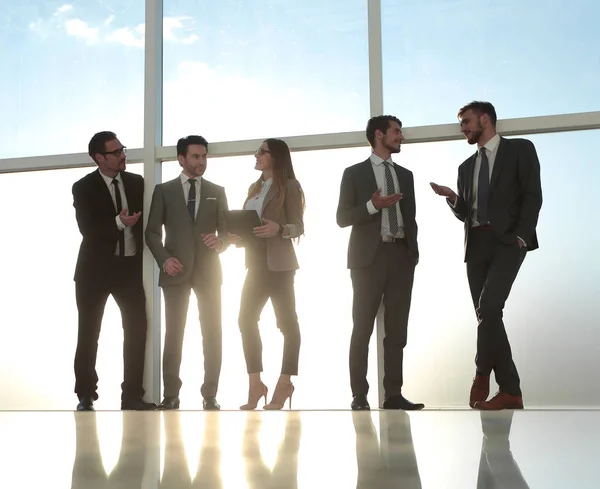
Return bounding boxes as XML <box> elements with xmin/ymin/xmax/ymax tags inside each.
<box><xmin>244</xmin><ymin>178</ymin><xmax>304</xmax><ymax>272</ymax></box>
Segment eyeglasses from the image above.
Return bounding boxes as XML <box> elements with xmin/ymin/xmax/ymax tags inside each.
<box><xmin>101</xmin><ymin>147</ymin><xmax>127</xmax><ymax>157</ymax></box>
<box><xmin>255</xmin><ymin>148</ymin><xmax>270</xmax><ymax>156</ymax></box>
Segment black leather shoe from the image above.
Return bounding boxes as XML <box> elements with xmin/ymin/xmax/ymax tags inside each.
<box><xmin>382</xmin><ymin>394</ymin><xmax>424</xmax><ymax>410</ymax></box>
<box><xmin>351</xmin><ymin>395</ymin><xmax>370</xmax><ymax>411</ymax></box>
<box><xmin>158</xmin><ymin>396</ymin><xmax>180</xmax><ymax>410</ymax></box>
<box><xmin>76</xmin><ymin>396</ymin><xmax>94</xmax><ymax>411</ymax></box>
<box><xmin>121</xmin><ymin>397</ymin><xmax>157</xmax><ymax>411</ymax></box>
<box><xmin>203</xmin><ymin>397</ymin><xmax>220</xmax><ymax>411</ymax></box>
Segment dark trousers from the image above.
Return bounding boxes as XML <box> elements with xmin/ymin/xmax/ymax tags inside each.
<box><xmin>477</xmin><ymin>412</ymin><xmax>530</xmax><ymax>488</ymax></box>
<box><xmin>162</xmin><ymin>281</ymin><xmax>222</xmax><ymax>398</ymax></box>
<box><xmin>238</xmin><ymin>245</ymin><xmax>301</xmax><ymax>375</ymax></box>
<box><xmin>467</xmin><ymin>229</ymin><xmax>526</xmax><ymax>396</ymax></box>
<box><xmin>350</xmin><ymin>239</ymin><xmax>415</xmax><ymax>398</ymax></box>
<box><xmin>74</xmin><ymin>257</ymin><xmax>147</xmax><ymax>402</ymax></box>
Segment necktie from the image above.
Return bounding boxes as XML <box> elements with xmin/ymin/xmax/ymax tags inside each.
<box><xmin>383</xmin><ymin>161</ymin><xmax>399</xmax><ymax>235</ymax></box>
<box><xmin>112</xmin><ymin>178</ymin><xmax>125</xmax><ymax>257</ymax></box>
<box><xmin>187</xmin><ymin>179</ymin><xmax>196</xmax><ymax>220</ymax></box>
<box><xmin>477</xmin><ymin>147</ymin><xmax>490</xmax><ymax>225</ymax></box>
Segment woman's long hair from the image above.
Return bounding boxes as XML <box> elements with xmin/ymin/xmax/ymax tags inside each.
<box><xmin>245</xmin><ymin>138</ymin><xmax>305</xmax><ymax>218</ymax></box>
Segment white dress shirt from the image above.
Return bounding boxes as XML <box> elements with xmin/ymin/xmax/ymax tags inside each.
<box><xmin>180</xmin><ymin>172</ymin><xmax>201</xmax><ymax>218</ymax></box>
<box><xmin>471</xmin><ymin>133</ymin><xmax>500</xmax><ymax>226</ymax></box>
<box><xmin>365</xmin><ymin>153</ymin><xmax>405</xmax><ymax>238</ymax></box>
<box><xmin>450</xmin><ymin>134</ymin><xmax>526</xmax><ymax>245</ymax></box>
<box><xmin>244</xmin><ymin>178</ymin><xmax>272</xmax><ymax>219</ymax></box>
<box><xmin>98</xmin><ymin>170</ymin><xmax>136</xmax><ymax>256</ymax></box>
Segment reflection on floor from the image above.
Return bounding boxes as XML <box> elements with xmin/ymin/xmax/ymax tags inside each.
<box><xmin>0</xmin><ymin>409</ymin><xmax>598</xmax><ymax>488</ymax></box>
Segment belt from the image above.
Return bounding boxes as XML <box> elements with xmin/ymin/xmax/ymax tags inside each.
<box><xmin>381</xmin><ymin>236</ymin><xmax>405</xmax><ymax>243</ymax></box>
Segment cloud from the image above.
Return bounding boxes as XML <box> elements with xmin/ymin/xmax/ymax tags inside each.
<box><xmin>28</xmin><ymin>10</ymin><xmax>199</xmax><ymax>49</ymax></box>
<box><xmin>55</xmin><ymin>4</ymin><xmax>73</xmax><ymax>15</ymax></box>
<box><xmin>163</xmin><ymin>16</ymin><xmax>198</xmax><ymax>44</ymax></box>
<box><xmin>105</xmin><ymin>24</ymin><xmax>144</xmax><ymax>48</ymax></box>
<box><xmin>64</xmin><ymin>18</ymin><xmax>99</xmax><ymax>44</ymax></box>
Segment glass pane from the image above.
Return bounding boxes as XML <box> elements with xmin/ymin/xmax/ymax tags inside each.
<box><xmin>0</xmin><ymin>2</ymin><xmax>144</xmax><ymax>158</ymax></box>
<box><xmin>381</xmin><ymin>0</ymin><xmax>600</xmax><ymax>125</ymax></box>
<box><xmin>159</xmin><ymin>147</ymin><xmax>379</xmax><ymax>409</ymax></box>
<box><xmin>399</xmin><ymin>130</ymin><xmax>600</xmax><ymax>407</ymax></box>
<box><xmin>162</xmin><ymin>0</ymin><xmax>369</xmax><ymax>145</ymax></box>
<box><xmin>0</xmin><ymin>163</ymin><xmax>143</xmax><ymax>410</ymax></box>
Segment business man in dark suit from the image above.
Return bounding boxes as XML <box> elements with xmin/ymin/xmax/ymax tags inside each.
<box><xmin>145</xmin><ymin>135</ymin><xmax>229</xmax><ymax>411</ymax></box>
<box><xmin>337</xmin><ymin>115</ymin><xmax>424</xmax><ymax>411</ymax></box>
<box><xmin>72</xmin><ymin>131</ymin><xmax>156</xmax><ymax>411</ymax></box>
<box><xmin>431</xmin><ymin>101</ymin><xmax>542</xmax><ymax>410</ymax></box>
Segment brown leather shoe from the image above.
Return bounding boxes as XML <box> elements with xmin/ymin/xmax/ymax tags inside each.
<box><xmin>474</xmin><ymin>391</ymin><xmax>523</xmax><ymax>410</ymax></box>
<box><xmin>470</xmin><ymin>374</ymin><xmax>490</xmax><ymax>408</ymax></box>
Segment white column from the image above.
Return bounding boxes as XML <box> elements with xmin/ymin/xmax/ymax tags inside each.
<box><xmin>142</xmin><ymin>0</ymin><xmax>163</xmax><ymax>404</ymax></box>
<box><xmin>368</xmin><ymin>0</ymin><xmax>386</xmax><ymax>408</ymax></box>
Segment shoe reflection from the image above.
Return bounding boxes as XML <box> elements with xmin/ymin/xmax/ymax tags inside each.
<box><xmin>477</xmin><ymin>411</ymin><xmax>530</xmax><ymax>489</ymax></box>
<box><xmin>242</xmin><ymin>412</ymin><xmax>302</xmax><ymax>489</ymax></box>
<box><xmin>71</xmin><ymin>412</ymin><xmax>147</xmax><ymax>489</ymax></box>
<box><xmin>352</xmin><ymin>411</ymin><xmax>422</xmax><ymax>488</ymax></box>
<box><xmin>160</xmin><ymin>412</ymin><xmax>223</xmax><ymax>488</ymax></box>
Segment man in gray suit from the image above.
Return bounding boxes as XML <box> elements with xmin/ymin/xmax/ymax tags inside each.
<box><xmin>145</xmin><ymin>135</ymin><xmax>229</xmax><ymax>410</ymax></box>
<box><xmin>431</xmin><ymin>101</ymin><xmax>542</xmax><ymax>410</ymax></box>
<box><xmin>337</xmin><ymin>115</ymin><xmax>424</xmax><ymax>411</ymax></box>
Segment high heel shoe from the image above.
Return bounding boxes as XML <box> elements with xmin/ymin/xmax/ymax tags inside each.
<box><xmin>264</xmin><ymin>381</ymin><xmax>294</xmax><ymax>410</ymax></box>
<box><xmin>240</xmin><ymin>381</ymin><xmax>268</xmax><ymax>410</ymax></box>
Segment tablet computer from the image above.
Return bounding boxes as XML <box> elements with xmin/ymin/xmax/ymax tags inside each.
<box><xmin>225</xmin><ymin>210</ymin><xmax>262</xmax><ymax>235</ymax></box>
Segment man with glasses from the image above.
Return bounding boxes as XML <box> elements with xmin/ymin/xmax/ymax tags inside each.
<box><xmin>72</xmin><ymin>131</ymin><xmax>156</xmax><ymax>411</ymax></box>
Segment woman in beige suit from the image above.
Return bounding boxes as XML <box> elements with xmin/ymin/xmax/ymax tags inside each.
<box><xmin>230</xmin><ymin>138</ymin><xmax>305</xmax><ymax>410</ymax></box>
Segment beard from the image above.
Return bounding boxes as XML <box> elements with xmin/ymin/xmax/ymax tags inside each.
<box><xmin>384</xmin><ymin>140</ymin><xmax>401</xmax><ymax>154</ymax></box>
<box><xmin>465</xmin><ymin>124</ymin><xmax>484</xmax><ymax>145</ymax></box>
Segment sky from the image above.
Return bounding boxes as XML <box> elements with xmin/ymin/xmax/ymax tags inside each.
<box><xmin>0</xmin><ymin>0</ymin><xmax>599</xmax><ymax>414</ymax></box>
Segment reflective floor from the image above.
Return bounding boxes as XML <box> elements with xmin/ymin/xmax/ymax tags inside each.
<box><xmin>0</xmin><ymin>409</ymin><xmax>598</xmax><ymax>488</ymax></box>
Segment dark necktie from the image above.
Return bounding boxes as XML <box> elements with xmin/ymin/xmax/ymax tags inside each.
<box><xmin>187</xmin><ymin>179</ymin><xmax>196</xmax><ymax>220</ymax></box>
<box><xmin>112</xmin><ymin>178</ymin><xmax>125</xmax><ymax>257</ymax></box>
<box><xmin>477</xmin><ymin>147</ymin><xmax>490</xmax><ymax>225</ymax></box>
<box><xmin>383</xmin><ymin>161</ymin><xmax>399</xmax><ymax>235</ymax></box>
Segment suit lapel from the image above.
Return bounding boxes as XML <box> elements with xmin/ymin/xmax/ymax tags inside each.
<box><xmin>93</xmin><ymin>169</ymin><xmax>118</xmax><ymax>212</ymax></box>
<box><xmin>262</xmin><ymin>183</ymin><xmax>278</xmax><ymax>214</ymax></box>
<box><xmin>361</xmin><ymin>158</ymin><xmax>378</xmax><ymax>193</ymax></box>
<box><xmin>167</xmin><ymin>178</ymin><xmax>194</xmax><ymax>224</ymax></box>
<box><xmin>464</xmin><ymin>154</ymin><xmax>476</xmax><ymax>205</ymax></box>
<box><xmin>393</xmin><ymin>164</ymin><xmax>408</xmax><ymax>218</ymax></box>
<box><xmin>489</xmin><ymin>137</ymin><xmax>506</xmax><ymax>191</ymax></box>
<box><xmin>195</xmin><ymin>178</ymin><xmax>212</xmax><ymax>226</ymax></box>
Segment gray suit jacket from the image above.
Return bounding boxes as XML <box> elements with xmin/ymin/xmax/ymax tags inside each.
<box><xmin>449</xmin><ymin>137</ymin><xmax>542</xmax><ymax>261</ymax></box>
<box><xmin>145</xmin><ymin>176</ymin><xmax>229</xmax><ymax>287</ymax></box>
<box><xmin>336</xmin><ymin>158</ymin><xmax>419</xmax><ymax>269</ymax></box>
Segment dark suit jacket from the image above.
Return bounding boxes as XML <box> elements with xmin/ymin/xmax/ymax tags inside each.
<box><xmin>449</xmin><ymin>137</ymin><xmax>543</xmax><ymax>261</ymax></box>
<box><xmin>145</xmin><ymin>176</ymin><xmax>229</xmax><ymax>287</ymax></box>
<box><xmin>73</xmin><ymin>169</ymin><xmax>144</xmax><ymax>282</ymax></box>
<box><xmin>336</xmin><ymin>158</ymin><xmax>419</xmax><ymax>269</ymax></box>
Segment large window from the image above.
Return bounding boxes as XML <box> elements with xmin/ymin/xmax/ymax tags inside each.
<box><xmin>0</xmin><ymin>2</ymin><xmax>144</xmax><ymax>158</ymax></box>
<box><xmin>159</xmin><ymin>147</ymin><xmax>379</xmax><ymax>409</ymax></box>
<box><xmin>0</xmin><ymin>163</ymin><xmax>143</xmax><ymax>410</ymax></box>
<box><xmin>162</xmin><ymin>0</ymin><xmax>369</xmax><ymax>145</ymax></box>
<box><xmin>381</xmin><ymin>0</ymin><xmax>600</xmax><ymax>125</ymax></box>
<box><xmin>397</xmin><ymin>130</ymin><xmax>600</xmax><ymax>407</ymax></box>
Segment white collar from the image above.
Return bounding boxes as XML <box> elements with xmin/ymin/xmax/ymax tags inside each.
<box><xmin>370</xmin><ymin>152</ymin><xmax>393</xmax><ymax>166</ymax></box>
<box><xmin>478</xmin><ymin>133</ymin><xmax>500</xmax><ymax>154</ymax></box>
<box><xmin>99</xmin><ymin>170</ymin><xmax>122</xmax><ymax>186</ymax></box>
<box><xmin>180</xmin><ymin>172</ymin><xmax>201</xmax><ymax>185</ymax></box>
